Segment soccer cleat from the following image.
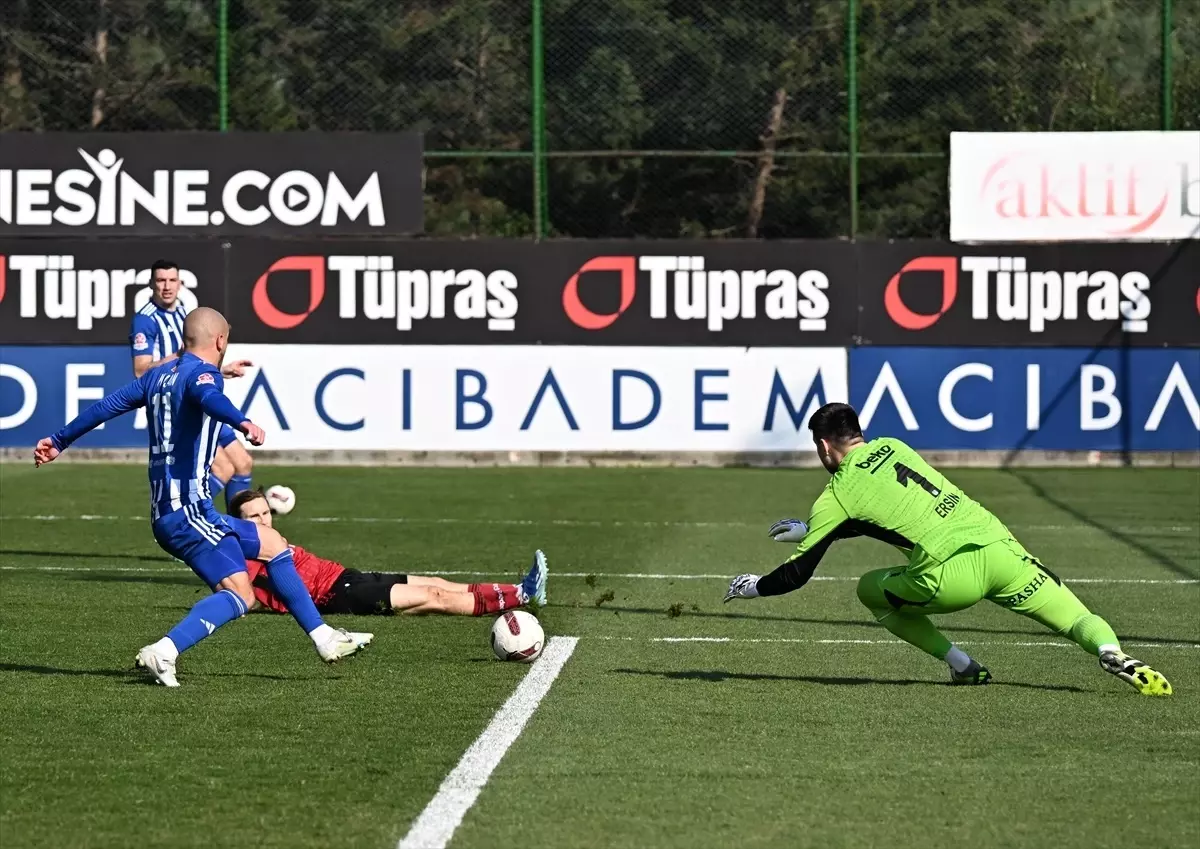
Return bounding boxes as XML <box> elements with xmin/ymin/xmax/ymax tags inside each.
<box><xmin>521</xmin><ymin>550</ymin><xmax>548</xmax><ymax>607</ymax></box>
<box><xmin>949</xmin><ymin>660</ymin><xmax>992</xmax><ymax>686</ymax></box>
<box><xmin>316</xmin><ymin>628</ymin><xmax>373</xmax><ymax>663</ymax></box>
<box><xmin>1099</xmin><ymin>650</ymin><xmax>1172</xmax><ymax>696</ymax></box>
<box><xmin>135</xmin><ymin>644</ymin><xmax>180</xmax><ymax>688</ymax></box>
<box><xmin>344</xmin><ymin>630</ymin><xmax>374</xmax><ymax>648</ymax></box>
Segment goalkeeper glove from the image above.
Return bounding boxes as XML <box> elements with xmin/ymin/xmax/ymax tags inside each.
<box><xmin>723</xmin><ymin>574</ymin><xmax>761</xmax><ymax>603</ymax></box>
<box><xmin>767</xmin><ymin>519</ymin><xmax>808</xmax><ymax>543</ymax></box>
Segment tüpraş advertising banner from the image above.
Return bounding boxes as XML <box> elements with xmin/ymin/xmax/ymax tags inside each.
<box><xmin>0</xmin><ymin>133</ymin><xmax>424</xmax><ymax>236</ymax></box>
<box><xmin>229</xmin><ymin>240</ymin><xmax>855</xmax><ymax>346</ymax></box>
<box><xmin>857</xmin><ymin>241</ymin><xmax>1199</xmax><ymax>347</ymax></box>
<box><xmin>0</xmin><ymin>345</ymin><xmax>848</xmax><ymax>452</ymax></box>
<box><xmin>950</xmin><ymin>132</ymin><xmax>1200</xmax><ymax>242</ymax></box>
<box><xmin>4</xmin><ymin>240</ymin><xmax>1196</xmax><ymax>347</ymax></box>
<box><xmin>0</xmin><ymin>241</ymin><xmax>226</xmax><ymax>343</ymax></box>
<box><xmin>849</xmin><ymin>347</ymin><xmax>1200</xmax><ymax>450</ymax></box>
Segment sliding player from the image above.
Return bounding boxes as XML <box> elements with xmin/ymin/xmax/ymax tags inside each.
<box><xmin>723</xmin><ymin>402</ymin><xmax>1172</xmax><ymax>696</ymax></box>
<box><xmin>230</xmin><ymin>489</ymin><xmax>548</xmax><ymax>616</ymax></box>
<box><xmin>36</xmin><ymin>308</ymin><xmax>370</xmax><ymax>687</ymax></box>
<box><xmin>130</xmin><ymin>259</ymin><xmax>256</xmax><ymax>511</ymax></box>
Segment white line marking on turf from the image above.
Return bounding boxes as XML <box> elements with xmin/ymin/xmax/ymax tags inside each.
<box><xmin>2</xmin><ymin>564</ymin><xmax>1196</xmax><ymax>585</ymax></box>
<box><xmin>397</xmin><ymin>636</ymin><xmax>578</xmax><ymax>849</ymax></box>
<box><xmin>1</xmin><ymin>514</ymin><xmax>1195</xmax><ymax>534</ymax></box>
<box><xmin>0</xmin><ymin>564</ymin><xmax>1196</xmax><ymax>585</ymax></box>
<box><xmin>593</xmin><ymin>636</ymin><xmax>1200</xmax><ymax>649</ymax></box>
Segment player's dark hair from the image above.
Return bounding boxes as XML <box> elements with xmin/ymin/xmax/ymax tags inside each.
<box><xmin>807</xmin><ymin>402</ymin><xmax>863</xmax><ymax>443</ymax></box>
<box><xmin>228</xmin><ymin>487</ymin><xmax>268</xmax><ymax>518</ymax></box>
<box><xmin>150</xmin><ymin>259</ymin><xmax>179</xmax><ymax>276</ymax></box>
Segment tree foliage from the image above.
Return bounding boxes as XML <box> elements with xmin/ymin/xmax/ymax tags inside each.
<box><xmin>2</xmin><ymin>0</ymin><xmax>1195</xmax><ymax>237</ymax></box>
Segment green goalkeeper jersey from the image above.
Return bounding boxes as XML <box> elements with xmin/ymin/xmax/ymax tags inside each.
<box><xmin>789</xmin><ymin>437</ymin><xmax>1013</xmax><ymax>576</ymax></box>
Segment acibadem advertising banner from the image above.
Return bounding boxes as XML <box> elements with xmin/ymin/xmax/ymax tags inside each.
<box><xmin>950</xmin><ymin>131</ymin><xmax>1200</xmax><ymax>243</ymax></box>
<box><xmin>0</xmin><ymin>345</ymin><xmax>847</xmax><ymax>452</ymax></box>
<box><xmin>849</xmin><ymin>347</ymin><xmax>1200</xmax><ymax>451</ymax></box>
<box><xmin>0</xmin><ymin>133</ymin><xmax>423</xmax><ymax>236</ymax></box>
<box><xmin>4</xmin><ymin>345</ymin><xmax>1195</xmax><ymax>452</ymax></box>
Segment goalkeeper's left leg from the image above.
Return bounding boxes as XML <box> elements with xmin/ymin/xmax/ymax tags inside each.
<box><xmin>856</xmin><ymin>559</ymin><xmax>990</xmax><ymax>682</ymax></box>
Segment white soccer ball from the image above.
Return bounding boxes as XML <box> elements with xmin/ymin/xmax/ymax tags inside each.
<box><xmin>490</xmin><ymin>610</ymin><xmax>545</xmax><ymax>663</ymax></box>
<box><xmin>264</xmin><ymin>485</ymin><xmax>297</xmax><ymax>516</ymax></box>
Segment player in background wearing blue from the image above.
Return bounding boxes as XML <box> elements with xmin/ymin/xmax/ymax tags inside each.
<box><xmin>36</xmin><ymin>307</ymin><xmax>372</xmax><ymax>687</ymax></box>
<box><xmin>130</xmin><ymin>259</ymin><xmax>256</xmax><ymax>512</ymax></box>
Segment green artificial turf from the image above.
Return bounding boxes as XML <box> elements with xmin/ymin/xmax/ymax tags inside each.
<box><xmin>1</xmin><ymin>464</ymin><xmax>1197</xmax><ymax>849</ymax></box>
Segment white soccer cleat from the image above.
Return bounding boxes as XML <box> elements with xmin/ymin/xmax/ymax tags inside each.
<box><xmin>135</xmin><ymin>644</ymin><xmax>180</xmax><ymax>688</ymax></box>
<box><xmin>316</xmin><ymin>628</ymin><xmax>373</xmax><ymax>663</ymax></box>
<box><xmin>344</xmin><ymin>630</ymin><xmax>374</xmax><ymax>648</ymax></box>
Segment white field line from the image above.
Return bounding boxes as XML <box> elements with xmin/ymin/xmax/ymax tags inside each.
<box><xmin>594</xmin><ymin>636</ymin><xmax>1200</xmax><ymax>650</ymax></box>
<box><xmin>0</xmin><ymin>564</ymin><xmax>1196</xmax><ymax>585</ymax></box>
<box><xmin>397</xmin><ymin>636</ymin><xmax>578</xmax><ymax>849</ymax></box>
<box><xmin>0</xmin><ymin>514</ymin><xmax>1195</xmax><ymax>535</ymax></box>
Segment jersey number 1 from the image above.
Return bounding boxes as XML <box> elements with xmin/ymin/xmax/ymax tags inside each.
<box><xmin>894</xmin><ymin>463</ymin><xmax>941</xmax><ymax>498</ymax></box>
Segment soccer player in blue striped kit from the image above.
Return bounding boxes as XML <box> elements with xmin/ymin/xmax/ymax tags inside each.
<box><xmin>129</xmin><ymin>259</ymin><xmax>257</xmax><ymax>511</ymax></box>
<box><xmin>35</xmin><ymin>307</ymin><xmax>372</xmax><ymax>687</ymax></box>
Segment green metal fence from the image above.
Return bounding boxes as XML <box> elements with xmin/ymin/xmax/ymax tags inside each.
<box><xmin>3</xmin><ymin>0</ymin><xmax>1195</xmax><ymax>239</ymax></box>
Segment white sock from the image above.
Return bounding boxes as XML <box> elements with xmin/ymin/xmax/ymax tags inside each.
<box><xmin>152</xmin><ymin>637</ymin><xmax>179</xmax><ymax>662</ymax></box>
<box><xmin>308</xmin><ymin>623</ymin><xmax>336</xmax><ymax>644</ymax></box>
<box><xmin>1098</xmin><ymin>643</ymin><xmax>1121</xmax><ymax>656</ymax></box>
<box><xmin>945</xmin><ymin>645</ymin><xmax>973</xmax><ymax>673</ymax></box>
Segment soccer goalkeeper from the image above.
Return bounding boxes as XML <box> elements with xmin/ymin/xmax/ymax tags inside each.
<box><xmin>723</xmin><ymin>402</ymin><xmax>1172</xmax><ymax>696</ymax></box>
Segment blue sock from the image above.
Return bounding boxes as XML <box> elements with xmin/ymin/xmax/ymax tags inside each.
<box><xmin>225</xmin><ymin>475</ymin><xmax>252</xmax><ymax>511</ymax></box>
<box><xmin>166</xmin><ymin>589</ymin><xmax>246</xmax><ymax>653</ymax></box>
<box><xmin>208</xmin><ymin>473</ymin><xmax>226</xmax><ymax>498</ymax></box>
<box><xmin>264</xmin><ymin>549</ymin><xmax>325</xmax><ymax>633</ymax></box>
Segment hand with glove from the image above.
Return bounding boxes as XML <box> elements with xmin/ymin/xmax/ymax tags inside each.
<box><xmin>767</xmin><ymin>518</ymin><xmax>809</xmax><ymax>543</ymax></box>
<box><xmin>723</xmin><ymin>574</ymin><xmax>762</xmax><ymax>603</ymax></box>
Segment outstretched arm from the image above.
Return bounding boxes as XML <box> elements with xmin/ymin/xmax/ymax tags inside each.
<box><xmin>185</xmin><ymin>369</ymin><xmax>266</xmax><ymax>446</ymax></box>
<box><xmin>724</xmin><ymin>486</ymin><xmax>851</xmax><ymax>601</ymax></box>
<box><xmin>35</xmin><ymin>377</ymin><xmax>147</xmax><ymax>466</ymax></box>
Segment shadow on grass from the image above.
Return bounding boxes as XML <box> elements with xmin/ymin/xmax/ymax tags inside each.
<box><xmin>614</xmin><ymin>667</ymin><xmax>1090</xmax><ymax>693</ymax></box>
<box><xmin>588</xmin><ymin>605</ymin><xmax>1196</xmax><ymax>646</ymax></box>
<box><xmin>0</xmin><ymin>662</ymin><xmax>317</xmax><ymax>682</ymax></box>
<box><xmin>1003</xmin><ymin>470</ymin><xmax>1199</xmax><ymax>580</ymax></box>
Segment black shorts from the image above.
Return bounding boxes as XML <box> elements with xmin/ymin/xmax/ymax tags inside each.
<box><xmin>320</xmin><ymin>569</ymin><xmax>408</xmax><ymax>615</ymax></box>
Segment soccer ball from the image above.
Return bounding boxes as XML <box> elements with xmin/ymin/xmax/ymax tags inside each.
<box><xmin>490</xmin><ymin>610</ymin><xmax>545</xmax><ymax>663</ymax></box>
<box><xmin>264</xmin><ymin>485</ymin><xmax>297</xmax><ymax>516</ymax></box>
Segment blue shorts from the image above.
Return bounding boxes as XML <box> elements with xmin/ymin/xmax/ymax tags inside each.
<box><xmin>152</xmin><ymin>502</ymin><xmax>262</xmax><ymax>587</ymax></box>
<box><xmin>218</xmin><ymin>425</ymin><xmax>239</xmax><ymax>449</ymax></box>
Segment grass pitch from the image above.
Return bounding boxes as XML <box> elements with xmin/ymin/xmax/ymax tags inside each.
<box><xmin>1</xmin><ymin>463</ymin><xmax>1197</xmax><ymax>849</ymax></box>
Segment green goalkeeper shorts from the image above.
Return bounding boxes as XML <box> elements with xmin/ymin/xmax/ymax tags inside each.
<box><xmin>873</xmin><ymin>538</ymin><xmax>1069</xmax><ymax>616</ymax></box>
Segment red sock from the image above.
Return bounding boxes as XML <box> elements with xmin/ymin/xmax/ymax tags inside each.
<box><xmin>470</xmin><ymin>583</ymin><xmax>524</xmax><ymax>616</ymax></box>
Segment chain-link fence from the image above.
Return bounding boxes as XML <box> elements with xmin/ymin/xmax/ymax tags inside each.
<box><xmin>3</xmin><ymin>0</ymin><xmax>1195</xmax><ymax>238</ymax></box>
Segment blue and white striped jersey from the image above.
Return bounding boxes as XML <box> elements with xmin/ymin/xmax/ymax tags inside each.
<box><xmin>129</xmin><ymin>299</ymin><xmax>188</xmax><ymax>362</ymax></box>
<box><xmin>52</xmin><ymin>353</ymin><xmax>248</xmax><ymax>521</ymax></box>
